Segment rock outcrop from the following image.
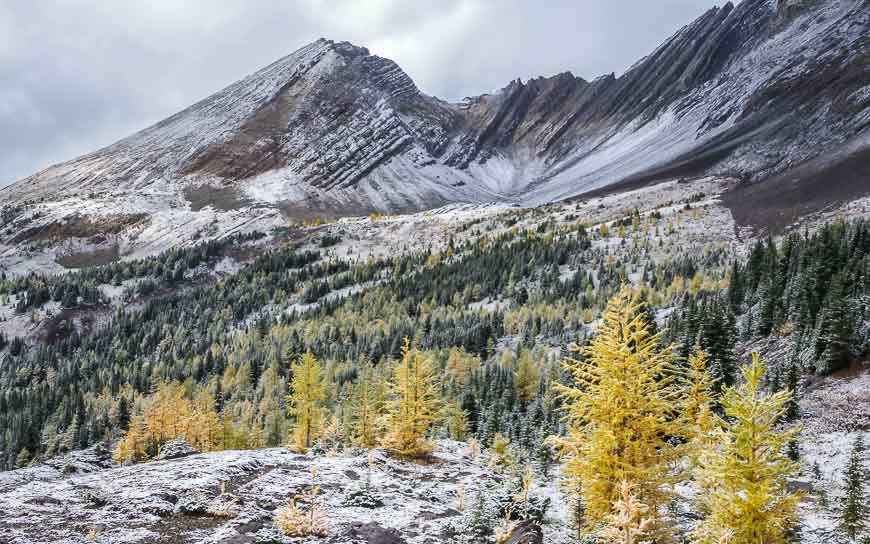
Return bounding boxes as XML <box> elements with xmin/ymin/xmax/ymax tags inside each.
<box><xmin>500</xmin><ymin>520</ymin><xmax>544</xmax><ymax>544</ymax></box>
<box><xmin>154</xmin><ymin>439</ymin><xmax>199</xmax><ymax>461</ymax></box>
<box><xmin>0</xmin><ymin>442</ymin><xmax>571</xmax><ymax>544</ymax></box>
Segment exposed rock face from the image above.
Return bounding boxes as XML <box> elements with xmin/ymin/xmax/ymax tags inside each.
<box><xmin>1</xmin><ymin>0</ymin><xmax>867</xmax><ymax>227</ymax></box>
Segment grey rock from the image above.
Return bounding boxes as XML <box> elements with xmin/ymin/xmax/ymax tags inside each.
<box><xmin>346</xmin><ymin>521</ymin><xmax>406</xmax><ymax>544</ymax></box>
<box><xmin>501</xmin><ymin>520</ymin><xmax>543</xmax><ymax>544</ymax></box>
<box><xmin>155</xmin><ymin>438</ymin><xmax>199</xmax><ymax>461</ymax></box>
<box><xmin>0</xmin><ymin>442</ymin><xmax>506</xmax><ymax>544</ymax></box>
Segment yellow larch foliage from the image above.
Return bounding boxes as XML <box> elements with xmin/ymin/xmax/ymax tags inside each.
<box><xmin>287</xmin><ymin>352</ymin><xmax>327</xmax><ymax>453</ymax></box>
<box><xmin>382</xmin><ymin>338</ymin><xmax>441</xmax><ymax>457</ymax></box>
<box><xmin>692</xmin><ymin>353</ymin><xmax>802</xmax><ymax>544</ymax></box>
<box><xmin>114</xmin><ymin>414</ymin><xmax>148</xmax><ymax>463</ymax></box>
<box><xmin>515</xmin><ymin>350</ymin><xmax>540</xmax><ymax>402</ymax></box>
<box><xmin>275</xmin><ymin>467</ymin><xmax>328</xmax><ymax>536</ymax></box>
<box><xmin>145</xmin><ymin>381</ymin><xmax>192</xmax><ymax>444</ymax></box>
<box><xmin>186</xmin><ymin>388</ymin><xmax>222</xmax><ymax>452</ymax></box>
<box><xmin>351</xmin><ymin>366</ymin><xmax>381</xmax><ymax>448</ymax></box>
<box><xmin>488</xmin><ymin>432</ymin><xmax>517</xmax><ymax>472</ymax></box>
<box><xmin>683</xmin><ymin>349</ymin><xmax>718</xmax><ymax>446</ymax></box>
<box><xmin>556</xmin><ymin>288</ymin><xmax>684</xmax><ymax>536</ymax></box>
<box><xmin>114</xmin><ymin>382</ymin><xmax>226</xmax><ymax>464</ymax></box>
<box><xmin>598</xmin><ymin>481</ymin><xmax>655</xmax><ymax>544</ymax></box>
<box><xmin>443</xmin><ymin>399</ymin><xmax>469</xmax><ymax>441</ymax></box>
<box><xmin>445</xmin><ymin>347</ymin><xmax>480</xmax><ymax>385</ymax></box>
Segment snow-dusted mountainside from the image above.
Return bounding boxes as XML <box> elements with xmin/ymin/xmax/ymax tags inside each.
<box><xmin>0</xmin><ymin>0</ymin><xmax>867</xmax><ymax>260</ymax></box>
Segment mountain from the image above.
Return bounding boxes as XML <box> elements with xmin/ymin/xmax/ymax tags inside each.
<box><xmin>1</xmin><ymin>0</ymin><xmax>868</xmax><ymax>239</ymax></box>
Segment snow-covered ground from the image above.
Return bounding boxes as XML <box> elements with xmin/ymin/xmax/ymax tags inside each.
<box><xmin>0</xmin><ymin>441</ymin><xmax>572</xmax><ymax>544</ymax></box>
<box><xmin>2</xmin><ymin>365</ymin><xmax>868</xmax><ymax>544</ymax></box>
<box><xmin>796</xmin><ymin>368</ymin><xmax>870</xmax><ymax>544</ymax></box>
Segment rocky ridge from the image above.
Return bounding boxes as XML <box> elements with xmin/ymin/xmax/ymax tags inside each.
<box><xmin>0</xmin><ymin>0</ymin><xmax>867</xmax><ymax>266</ymax></box>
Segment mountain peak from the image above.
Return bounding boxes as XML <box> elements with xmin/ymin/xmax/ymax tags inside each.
<box><xmin>2</xmin><ymin>0</ymin><xmax>866</xmax><ymax>235</ymax></box>
<box><xmin>328</xmin><ymin>39</ymin><xmax>371</xmax><ymax>57</ymax></box>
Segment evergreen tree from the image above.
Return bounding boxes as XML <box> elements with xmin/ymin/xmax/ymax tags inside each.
<box><xmin>116</xmin><ymin>396</ymin><xmax>131</xmax><ymax>432</ymax></box>
<box><xmin>815</xmin><ymin>273</ymin><xmax>853</xmax><ymax>374</ymax></box>
<box><xmin>700</xmin><ymin>298</ymin><xmax>736</xmax><ymax>392</ymax></box>
<box><xmin>727</xmin><ymin>261</ymin><xmax>744</xmax><ymax>310</ymax></box>
<box><xmin>839</xmin><ymin>436</ymin><xmax>868</xmax><ymax>541</ymax></box>
<box><xmin>784</xmin><ymin>358</ymin><xmax>801</xmax><ymax>423</ymax></box>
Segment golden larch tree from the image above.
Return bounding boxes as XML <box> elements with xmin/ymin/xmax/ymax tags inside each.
<box><xmin>114</xmin><ymin>414</ymin><xmax>149</xmax><ymax>463</ymax></box>
<box><xmin>515</xmin><ymin>350</ymin><xmax>540</xmax><ymax>402</ymax></box>
<box><xmin>352</xmin><ymin>366</ymin><xmax>380</xmax><ymax>448</ymax></box>
<box><xmin>598</xmin><ymin>481</ymin><xmax>655</xmax><ymax>544</ymax></box>
<box><xmin>556</xmin><ymin>288</ymin><xmax>684</xmax><ymax>536</ymax></box>
<box><xmin>693</xmin><ymin>352</ymin><xmax>802</xmax><ymax>544</ymax></box>
<box><xmin>382</xmin><ymin>338</ymin><xmax>440</xmax><ymax>456</ymax></box>
<box><xmin>683</xmin><ymin>349</ymin><xmax>718</xmax><ymax>451</ymax></box>
<box><xmin>443</xmin><ymin>399</ymin><xmax>469</xmax><ymax>441</ymax></box>
<box><xmin>187</xmin><ymin>388</ymin><xmax>221</xmax><ymax>452</ymax></box>
<box><xmin>287</xmin><ymin>352</ymin><xmax>327</xmax><ymax>453</ymax></box>
<box><xmin>113</xmin><ymin>382</ymin><xmax>228</xmax><ymax>463</ymax></box>
<box><xmin>145</xmin><ymin>381</ymin><xmax>192</xmax><ymax>444</ymax></box>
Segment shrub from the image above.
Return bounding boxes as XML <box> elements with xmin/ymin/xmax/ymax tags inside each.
<box><xmin>275</xmin><ymin>467</ymin><xmax>328</xmax><ymax>537</ymax></box>
<box><xmin>274</xmin><ymin>499</ymin><xmax>328</xmax><ymax>537</ymax></box>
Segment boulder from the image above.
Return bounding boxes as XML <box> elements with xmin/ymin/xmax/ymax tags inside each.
<box><xmin>347</xmin><ymin>521</ymin><xmax>406</xmax><ymax>544</ymax></box>
<box><xmin>501</xmin><ymin>520</ymin><xmax>543</xmax><ymax>544</ymax></box>
<box><xmin>155</xmin><ymin>439</ymin><xmax>199</xmax><ymax>461</ymax></box>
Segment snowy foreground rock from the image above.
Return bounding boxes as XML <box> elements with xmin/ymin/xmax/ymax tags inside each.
<box><xmin>2</xmin><ymin>369</ymin><xmax>868</xmax><ymax>543</ymax></box>
<box><xmin>0</xmin><ymin>441</ymin><xmax>565</xmax><ymax>544</ymax></box>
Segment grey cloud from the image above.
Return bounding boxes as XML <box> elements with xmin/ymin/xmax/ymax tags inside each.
<box><xmin>0</xmin><ymin>0</ymin><xmax>719</xmax><ymax>187</ymax></box>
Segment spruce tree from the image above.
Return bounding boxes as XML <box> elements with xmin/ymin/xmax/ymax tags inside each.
<box><xmin>815</xmin><ymin>273</ymin><xmax>853</xmax><ymax>374</ymax></box>
<box><xmin>116</xmin><ymin>396</ymin><xmax>131</xmax><ymax>432</ymax></box>
<box><xmin>784</xmin><ymin>358</ymin><xmax>801</xmax><ymax>423</ymax></box>
<box><xmin>700</xmin><ymin>298</ymin><xmax>736</xmax><ymax>392</ymax></box>
<box><xmin>839</xmin><ymin>436</ymin><xmax>868</xmax><ymax>541</ymax></box>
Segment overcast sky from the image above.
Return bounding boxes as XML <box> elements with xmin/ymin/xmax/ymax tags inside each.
<box><xmin>0</xmin><ymin>0</ymin><xmax>722</xmax><ymax>187</ymax></box>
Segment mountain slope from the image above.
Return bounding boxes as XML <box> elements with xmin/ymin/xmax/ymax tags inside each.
<box><xmin>1</xmin><ymin>0</ymin><xmax>868</xmax><ymax>244</ymax></box>
<box><xmin>3</xmin><ymin>40</ymin><xmax>488</xmax><ymax>214</ymax></box>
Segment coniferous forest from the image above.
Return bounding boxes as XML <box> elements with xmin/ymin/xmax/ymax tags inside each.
<box><xmin>1</xmin><ymin>204</ymin><xmax>870</xmax><ymax>542</ymax></box>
